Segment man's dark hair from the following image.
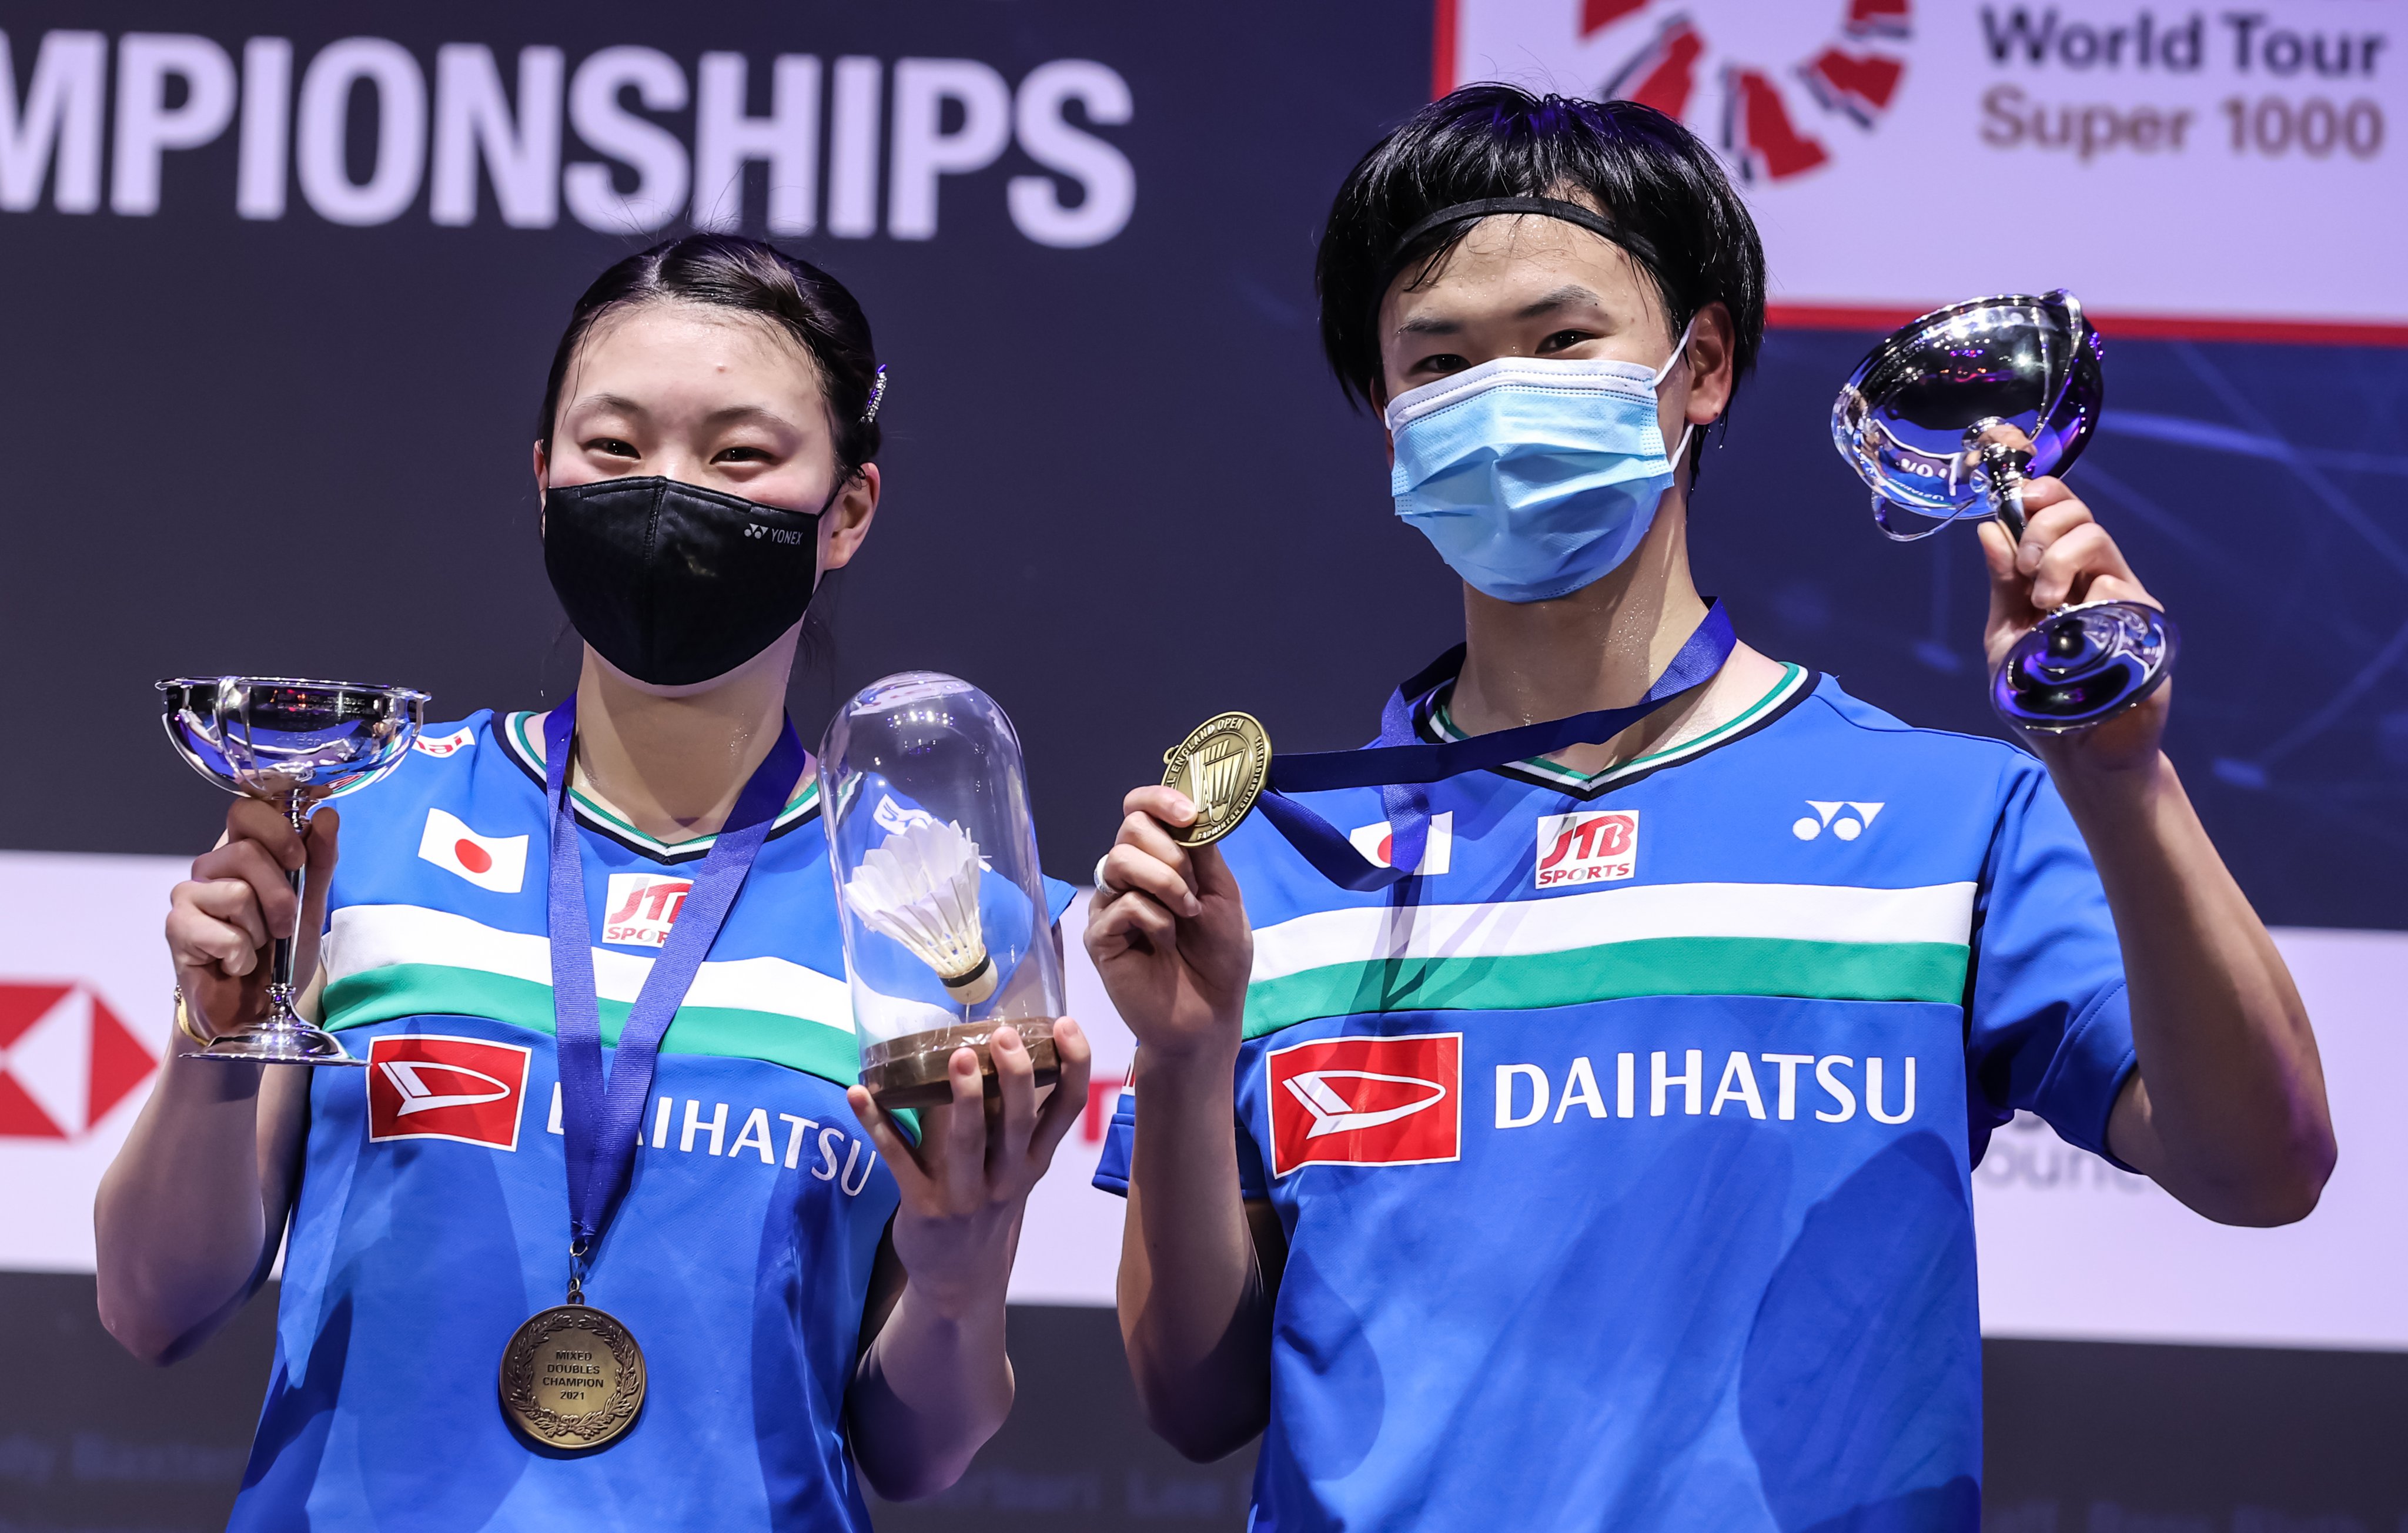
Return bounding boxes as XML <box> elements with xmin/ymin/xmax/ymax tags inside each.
<box><xmin>1316</xmin><ymin>85</ymin><xmax>1767</xmax><ymax>437</ymax></box>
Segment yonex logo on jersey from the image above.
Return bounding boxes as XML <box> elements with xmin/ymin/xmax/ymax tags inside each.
<box><xmin>1346</xmin><ymin>811</ymin><xmax>1454</xmax><ymax>875</ymax></box>
<box><xmin>1535</xmin><ymin>810</ymin><xmax>1640</xmax><ymax>888</ymax></box>
<box><xmin>1792</xmin><ymin>801</ymin><xmax>1884</xmax><ymax>841</ymax></box>
<box><xmin>603</xmin><ymin>873</ymin><xmax>694</xmax><ymax>948</ymax></box>
<box><xmin>1267</xmin><ymin>1033</ymin><xmax>1461</xmax><ymax>1176</ymax></box>
<box><xmin>413</xmin><ymin>727</ymin><xmax>476</xmax><ymax>758</ymax></box>
<box><xmin>417</xmin><ymin>808</ymin><xmax>529</xmax><ymax>893</ymax></box>
<box><xmin>367</xmin><ymin>1034</ymin><xmax>530</xmax><ymax>1150</ymax></box>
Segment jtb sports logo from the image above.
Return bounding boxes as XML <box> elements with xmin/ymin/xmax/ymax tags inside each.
<box><xmin>1536</xmin><ymin>810</ymin><xmax>1640</xmax><ymax>888</ymax></box>
<box><xmin>603</xmin><ymin>874</ymin><xmax>693</xmax><ymax>948</ymax></box>
<box><xmin>367</xmin><ymin>1034</ymin><xmax>530</xmax><ymax>1150</ymax></box>
<box><xmin>1268</xmin><ymin>1033</ymin><xmax>1461</xmax><ymax>1176</ymax></box>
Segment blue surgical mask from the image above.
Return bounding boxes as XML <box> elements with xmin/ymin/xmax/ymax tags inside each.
<box><xmin>1386</xmin><ymin>326</ymin><xmax>1694</xmax><ymax>603</ymax></box>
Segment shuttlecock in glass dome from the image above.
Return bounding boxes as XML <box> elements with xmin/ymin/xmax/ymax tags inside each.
<box><xmin>842</xmin><ymin>817</ymin><xmax>998</xmax><ymax>1006</ymax></box>
<box><xmin>820</xmin><ymin>672</ymin><xmax>1067</xmax><ymax>1110</ymax></box>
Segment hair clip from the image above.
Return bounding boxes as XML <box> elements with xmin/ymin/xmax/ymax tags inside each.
<box><xmin>861</xmin><ymin>364</ymin><xmax>889</xmax><ymax>424</ymax></box>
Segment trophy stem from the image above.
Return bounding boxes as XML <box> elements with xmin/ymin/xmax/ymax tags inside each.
<box><xmin>1978</xmin><ymin>439</ymin><xmax>2032</xmax><ymax>544</ymax></box>
<box><xmin>270</xmin><ymin>789</ymin><xmax>308</xmax><ymax>995</ymax></box>
<box><xmin>194</xmin><ymin>788</ymin><xmax>362</xmax><ymax>1066</ymax></box>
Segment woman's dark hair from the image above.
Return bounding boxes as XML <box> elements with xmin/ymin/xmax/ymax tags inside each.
<box><xmin>1316</xmin><ymin>86</ymin><xmax>1767</xmax><ymax>433</ymax></box>
<box><xmin>538</xmin><ymin>233</ymin><xmax>882</xmax><ymax>476</ymax></box>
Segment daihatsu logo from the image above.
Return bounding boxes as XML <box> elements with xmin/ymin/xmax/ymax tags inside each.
<box><xmin>1267</xmin><ymin>1034</ymin><xmax>1463</xmax><ymax>1175</ymax></box>
<box><xmin>380</xmin><ymin>1057</ymin><xmax>513</xmax><ymax>1116</ymax></box>
<box><xmin>366</xmin><ymin>1034</ymin><xmax>531</xmax><ymax>1150</ymax></box>
<box><xmin>1281</xmin><ymin>1069</ymin><xmax>1449</xmax><ymax>1139</ymax></box>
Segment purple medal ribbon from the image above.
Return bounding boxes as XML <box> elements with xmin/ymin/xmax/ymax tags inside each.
<box><xmin>1250</xmin><ymin>601</ymin><xmax>1737</xmax><ymax>891</ymax></box>
<box><xmin>543</xmin><ymin>697</ymin><xmax>805</xmax><ymax>1268</ymax></box>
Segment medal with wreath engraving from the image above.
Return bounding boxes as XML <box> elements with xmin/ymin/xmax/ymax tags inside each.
<box><xmin>1159</xmin><ymin>712</ymin><xmax>1272</xmax><ymax>847</ymax></box>
<box><xmin>499</xmin><ymin>1302</ymin><xmax>647</xmax><ymax>1451</ymax></box>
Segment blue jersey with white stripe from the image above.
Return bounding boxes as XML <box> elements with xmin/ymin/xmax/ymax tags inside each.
<box><xmin>232</xmin><ymin>711</ymin><xmax>1071</xmax><ymax>1531</ymax></box>
<box><xmin>1096</xmin><ymin>668</ymin><xmax>2135</xmax><ymax>1532</ymax></box>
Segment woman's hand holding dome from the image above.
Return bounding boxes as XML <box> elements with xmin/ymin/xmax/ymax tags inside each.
<box><xmin>847</xmin><ymin>1020</ymin><xmax>1092</xmax><ymax>1316</ymax></box>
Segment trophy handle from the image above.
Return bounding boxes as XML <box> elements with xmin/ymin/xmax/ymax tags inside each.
<box><xmin>1869</xmin><ymin>494</ymin><xmax>1954</xmax><ymax>543</ymax></box>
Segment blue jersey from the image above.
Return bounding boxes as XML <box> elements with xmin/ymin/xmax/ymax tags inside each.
<box><xmin>234</xmin><ymin>709</ymin><xmax>1071</xmax><ymax>1531</ymax></box>
<box><xmin>1096</xmin><ymin>666</ymin><xmax>2136</xmax><ymax>1532</ymax></box>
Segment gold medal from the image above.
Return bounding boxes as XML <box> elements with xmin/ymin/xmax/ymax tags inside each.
<box><xmin>499</xmin><ymin>1303</ymin><xmax>646</xmax><ymax>1451</ymax></box>
<box><xmin>1160</xmin><ymin>712</ymin><xmax>1272</xmax><ymax>847</ymax></box>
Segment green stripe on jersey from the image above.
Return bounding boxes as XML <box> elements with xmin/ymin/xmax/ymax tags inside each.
<box><xmin>325</xmin><ymin>965</ymin><xmax>864</xmax><ymax>1083</ymax></box>
<box><xmin>1240</xmin><ymin>879</ymin><xmax>1976</xmax><ymax>1036</ymax></box>
<box><xmin>1242</xmin><ymin>936</ymin><xmax>1968</xmax><ymax>1037</ymax></box>
<box><xmin>320</xmin><ymin>902</ymin><xmax>862</xmax><ymax>1086</ymax></box>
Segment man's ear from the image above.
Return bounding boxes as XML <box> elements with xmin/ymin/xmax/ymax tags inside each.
<box><xmin>531</xmin><ymin>441</ymin><xmax>550</xmax><ymax>531</ymax></box>
<box><xmin>1684</xmin><ymin>302</ymin><xmax>1737</xmax><ymax>426</ymax></box>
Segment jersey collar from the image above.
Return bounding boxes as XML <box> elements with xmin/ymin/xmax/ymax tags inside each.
<box><xmin>1417</xmin><ymin>661</ymin><xmax>1814</xmax><ymax>798</ymax></box>
<box><xmin>500</xmin><ymin>709</ymin><xmax>820</xmax><ymax>864</ymax></box>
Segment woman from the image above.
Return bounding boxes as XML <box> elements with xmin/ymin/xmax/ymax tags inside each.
<box><xmin>95</xmin><ymin>233</ymin><xmax>1091</xmax><ymax>1529</ymax></box>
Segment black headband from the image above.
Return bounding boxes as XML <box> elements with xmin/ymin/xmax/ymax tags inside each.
<box><xmin>1373</xmin><ymin>195</ymin><xmax>1667</xmax><ymax>307</ymax></box>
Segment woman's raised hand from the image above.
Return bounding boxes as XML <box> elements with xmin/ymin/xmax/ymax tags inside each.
<box><xmin>165</xmin><ymin>800</ymin><xmax>339</xmax><ymax>1042</ymax></box>
<box><xmin>847</xmin><ymin>1020</ymin><xmax>1092</xmax><ymax>1313</ymax></box>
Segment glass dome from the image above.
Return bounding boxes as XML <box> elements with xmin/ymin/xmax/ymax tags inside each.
<box><xmin>818</xmin><ymin>672</ymin><xmax>1066</xmax><ymax>1110</ymax></box>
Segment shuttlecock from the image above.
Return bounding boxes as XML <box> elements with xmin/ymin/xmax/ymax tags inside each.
<box><xmin>842</xmin><ymin>818</ymin><xmax>996</xmax><ymax>1005</ymax></box>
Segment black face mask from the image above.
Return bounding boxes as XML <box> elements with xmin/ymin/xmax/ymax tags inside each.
<box><xmin>542</xmin><ymin>475</ymin><xmax>830</xmax><ymax>688</ymax></box>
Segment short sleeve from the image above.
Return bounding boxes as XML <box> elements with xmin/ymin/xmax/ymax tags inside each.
<box><xmin>1043</xmin><ymin>875</ymin><xmax>1079</xmax><ymax>927</ymax></box>
<box><xmin>1965</xmin><ymin>755</ymin><xmax>2139</xmax><ymax>1168</ymax></box>
<box><xmin>1092</xmin><ymin>1082</ymin><xmax>1138</xmax><ymax>1196</ymax></box>
<box><xmin>1090</xmin><ymin>1054</ymin><xmax>1273</xmax><ymax>1200</ymax></box>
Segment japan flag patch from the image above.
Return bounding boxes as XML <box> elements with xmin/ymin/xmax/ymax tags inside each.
<box><xmin>417</xmin><ymin>808</ymin><xmax>528</xmax><ymax>893</ymax></box>
<box><xmin>1345</xmin><ymin>811</ymin><xmax>1454</xmax><ymax>875</ymax></box>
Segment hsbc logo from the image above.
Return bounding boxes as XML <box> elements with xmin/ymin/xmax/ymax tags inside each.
<box><xmin>0</xmin><ymin>982</ymin><xmax>156</xmax><ymax>1140</ymax></box>
<box><xmin>604</xmin><ymin>873</ymin><xmax>693</xmax><ymax>948</ymax></box>
<box><xmin>1536</xmin><ymin>809</ymin><xmax>1640</xmax><ymax>888</ymax></box>
<box><xmin>367</xmin><ymin>1033</ymin><xmax>530</xmax><ymax>1150</ymax></box>
<box><xmin>1267</xmin><ymin>1033</ymin><xmax>1461</xmax><ymax>1177</ymax></box>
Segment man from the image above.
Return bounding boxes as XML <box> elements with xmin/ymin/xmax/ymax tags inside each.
<box><xmin>1083</xmin><ymin>86</ymin><xmax>2333</xmax><ymax>1529</ymax></box>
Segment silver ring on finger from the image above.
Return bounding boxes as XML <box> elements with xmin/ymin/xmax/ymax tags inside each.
<box><xmin>1092</xmin><ymin>853</ymin><xmax>1119</xmax><ymax>895</ymax></box>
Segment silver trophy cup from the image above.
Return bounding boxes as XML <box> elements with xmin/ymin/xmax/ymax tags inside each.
<box><xmin>159</xmin><ymin>677</ymin><xmax>428</xmax><ymax>1065</ymax></box>
<box><xmin>1831</xmin><ymin>290</ymin><xmax>2177</xmax><ymax>731</ymax></box>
